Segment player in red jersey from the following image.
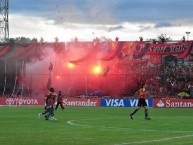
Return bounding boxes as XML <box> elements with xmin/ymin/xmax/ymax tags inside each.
<box><xmin>45</xmin><ymin>88</ymin><xmax>57</xmax><ymax>120</ymax></box>
<box><xmin>55</xmin><ymin>91</ymin><xmax>64</xmax><ymax>110</ymax></box>
<box><xmin>130</xmin><ymin>84</ymin><xmax>151</xmax><ymax>120</ymax></box>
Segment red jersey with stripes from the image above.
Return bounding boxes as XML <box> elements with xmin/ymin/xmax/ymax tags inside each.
<box><xmin>138</xmin><ymin>88</ymin><xmax>147</xmax><ymax>99</ymax></box>
<box><xmin>46</xmin><ymin>92</ymin><xmax>57</xmax><ymax>107</ymax></box>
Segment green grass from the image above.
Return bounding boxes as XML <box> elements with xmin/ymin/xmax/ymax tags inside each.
<box><xmin>0</xmin><ymin>107</ymin><xmax>193</xmax><ymax>145</ymax></box>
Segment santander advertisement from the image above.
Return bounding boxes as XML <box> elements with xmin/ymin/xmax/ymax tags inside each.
<box><xmin>63</xmin><ymin>98</ymin><xmax>100</xmax><ymax>107</ymax></box>
<box><xmin>154</xmin><ymin>99</ymin><xmax>193</xmax><ymax>108</ymax></box>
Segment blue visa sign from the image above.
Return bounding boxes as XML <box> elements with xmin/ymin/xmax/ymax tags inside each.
<box><xmin>101</xmin><ymin>98</ymin><xmax>153</xmax><ymax>107</ymax></box>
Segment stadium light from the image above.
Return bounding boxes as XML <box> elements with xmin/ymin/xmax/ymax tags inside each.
<box><xmin>186</xmin><ymin>32</ymin><xmax>191</xmax><ymax>40</ymax></box>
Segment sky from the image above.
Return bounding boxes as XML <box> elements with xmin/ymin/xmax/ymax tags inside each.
<box><xmin>8</xmin><ymin>0</ymin><xmax>193</xmax><ymax>42</ymax></box>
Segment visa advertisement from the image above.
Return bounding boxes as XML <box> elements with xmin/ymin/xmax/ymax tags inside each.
<box><xmin>101</xmin><ymin>98</ymin><xmax>153</xmax><ymax>107</ymax></box>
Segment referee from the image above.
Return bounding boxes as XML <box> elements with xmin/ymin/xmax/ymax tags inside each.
<box><xmin>130</xmin><ymin>84</ymin><xmax>151</xmax><ymax>120</ymax></box>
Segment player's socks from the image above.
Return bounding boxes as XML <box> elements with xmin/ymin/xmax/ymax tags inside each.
<box><xmin>145</xmin><ymin>117</ymin><xmax>151</xmax><ymax>120</ymax></box>
<box><xmin>130</xmin><ymin>114</ymin><xmax>133</xmax><ymax>120</ymax></box>
<box><xmin>51</xmin><ymin>117</ymin><xmax>57</xmax><ymax>120</ymax></box>
<box><xmin>38</xmin><ymin>113</ymin><xmax>42</xmax><ymax>119</ymax></box>
<box><xmin>131</xmin><ymin>109</ymin><xmax>138</xmax><ymax>116</ymax></box>
<box><xmin>145</xmin><ymin>109</ymin><xmax>149</xmax><ymax>119</ymax></box>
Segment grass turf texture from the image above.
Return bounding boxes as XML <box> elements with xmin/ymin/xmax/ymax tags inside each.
<box><xmin>0</xmin><ymin>107</ymin><xmax>193</xmax><ymax>145</ymax></box>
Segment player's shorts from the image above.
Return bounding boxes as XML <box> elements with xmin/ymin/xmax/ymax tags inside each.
<box><xmin>137</xmin><ymin>98</ymin><xmax>147</xmax><ymax>107</ymax></box>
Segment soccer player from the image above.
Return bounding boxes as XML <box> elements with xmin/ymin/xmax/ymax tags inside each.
<box><xmin>38</xmin><ymin>94</ymin><xmax>49</xmax><ymax>119</ymax></box>
<box><xmin>55</xmin><ymin>91</ymin><xmax>65</xmax><ymax>110</ymax></box>
<box><xmin>39</xmin><ymin>88</ymin><xmax>57</xmax><ymax>120</ymax></box>
<box><xmin>130</xmin><ymin>84</ymin><xmax>151</xmax><ymax>120</ymax></box>
<box><xmin>45</xmin><ymin>87</ymin><xmax>57</xmax><ymax>120</ymax></box>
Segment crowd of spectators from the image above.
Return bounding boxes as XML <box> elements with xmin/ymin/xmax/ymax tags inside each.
<box><xmin>125</xmin><ymin>62</ymin><xmax>193</xmax><ymax>99</ymax></box>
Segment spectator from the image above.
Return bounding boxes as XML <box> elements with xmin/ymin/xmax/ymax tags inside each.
<box><xmin>55</xmin><ymin>37</ymin><xmax>59</xmax><ymax>43</ymax></box>
<box><xmin>181</xmin><ymin>36</ymin><xmax>185</xmax><ymax>42</ymax></box>
<box><xmin>40</xmin><ymin>37</ymin><xmax>44</xmax><ymax>43</ymax></box>
<box><xmin>139</xmin><ymin>36</ymin><xmax>143</xmax><ymax>42</ymax></box>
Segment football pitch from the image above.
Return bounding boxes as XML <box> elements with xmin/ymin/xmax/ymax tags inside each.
<box><xmin>0</xmin><ymin>107</ymin><xmax>193</xmax><ymax>145</ymax></box>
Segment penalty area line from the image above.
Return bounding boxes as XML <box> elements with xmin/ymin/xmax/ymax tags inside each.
<box><xmin>114</xmin><ymin>134</ymin><xmax>193</xmax><ymax>145</ymax></box>
<box><xmin>67</xmin><ymin>120</ymin><xmax>91</xmax><ymax>127</ymax></box>
<box><xmin>67</xmin><ymin>120</ymin><xmax>193</xmax><ymax>133</ymax></box>
<box><xmin>67</xmin><ymin>120</ymin><xmax>132</xmax><ymax>130</ymax></box>
<box><xmin>67</xmin><ymin>120</ymin><xmax>193</xmax><ymax>144</ymax></box>
<box><xmin>67</xmin><ymin>120</ymin><xmax>151</xmax><ymax>132</ymax></box>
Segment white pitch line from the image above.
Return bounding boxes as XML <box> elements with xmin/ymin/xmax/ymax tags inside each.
<box><xmin>67</xmin><ymin>120</ymin><xmax>134</xmax><ymax>130</ymax></box>
<box><xmin>67</xmin><ymin>119</ymin><xmax>193</xmax><ymax>144</ymax></box>
<box><xmin>67</xmin><ymin>119</ymin><xmax>193</xmax><ymax>133</ymax></box>
<box><xmin>114</xmin><ymin>134</ymin><xmax>193</xmax><ymax>145</ymax></box>
<box><xmin>67</xmin><ymin>120</ymin><xmax>90</xmax><ymax>127</ymax></box>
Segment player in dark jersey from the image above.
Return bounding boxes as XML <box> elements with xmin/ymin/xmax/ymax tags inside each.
<box><xmin>55</xmin><ymin>91</ymin><xmax>64</xmax><ymax>110</ymax></box>
<box><xmin>130</xmin><ymin>84</ymin><xmax>151</xmax><ymax>120</ymax></box>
